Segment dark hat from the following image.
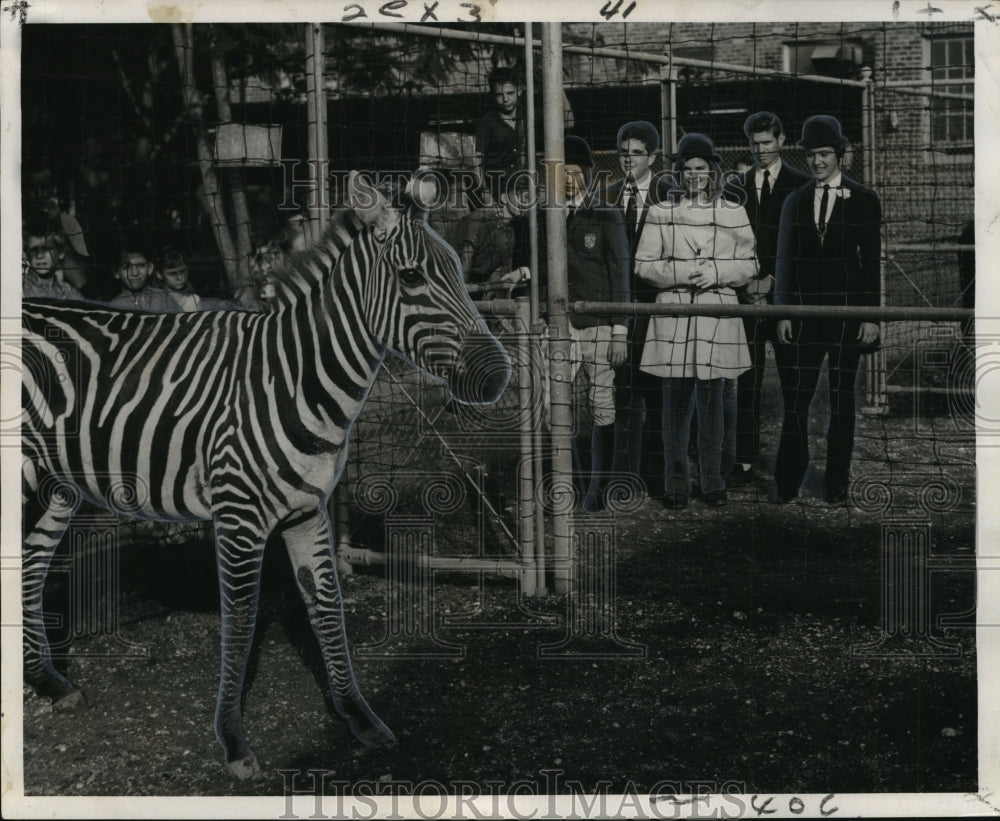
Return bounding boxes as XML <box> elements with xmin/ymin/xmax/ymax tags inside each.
<box><xmin>670</xmin><ymin>133</ymin><xmax>722</xmax><ymax>164</ymax></box>
<box><xmin>796</xmin><ymin>115</ymin><xmax>849</xmax><ymax>151</ymax></box>
<box><xmin>564</xmin><ymin>135</ymin><xmax>594</xmax><ymax>169</ymax></box>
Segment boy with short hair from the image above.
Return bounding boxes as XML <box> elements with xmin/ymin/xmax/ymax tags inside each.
<box><xmin>109</xmin><ymin>240</ymin><xmax>182</xmax><ymax>312</ymax></box>
<box><xmin>605</xmin><ymin>120</ymin><xmax>672</xmax><ymax>495</ymax></box>
<box><xmin>728</xmin><ymin>111</ymin><xmax>811</xmax><ymax>487</ymax></box>
<box><xmin>157</xmin><ymin>247</ymin><xmax>202</xmax><ymax>312</ymax></box>
<box><xmin>22</xmin><ymin>214</ymin><xmax>84</xmax><ymax>300</ymax></box>
<box><xmin>475</xmin><ymin>67</ymin><xmax>526</xmax><ymax>201</ymax></box>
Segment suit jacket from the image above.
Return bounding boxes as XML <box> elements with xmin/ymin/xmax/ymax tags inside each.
<box><xmin>774</xmin><ymin>174</ymin><xmax>882</xmax><ymax>345</ymax></box>
<box><xmin>536</xmin><ymin>191</ymin><xmax>631</xmax><ymax>330</ymax></box>
<box><xmin>604</xmin><ymin>174</ymin><xmax>673</xmax><ymax>367</ymax></box>
<box><xmin>605</xmin><ymin>174</ymin><xmax>674</xmax><ymax>272</ymax></box>
<box><xmin>732</xmin><ymin>160</ymin><xmax>811</xmax><ymax>287</ymax></box>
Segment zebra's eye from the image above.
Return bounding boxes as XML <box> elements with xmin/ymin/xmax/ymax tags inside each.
<box><xmin>398</xmin><ymin>267</ymin><xmax>425</xmax><ymax>287</ymax></box>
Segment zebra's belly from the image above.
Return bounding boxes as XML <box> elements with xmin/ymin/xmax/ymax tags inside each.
<box><xmin>24</xmin><ymin>432</ymin><xmax>213</xmax><ymax>522</ymax></box>
<box><xmin>45</xmin><ymin>466</ymin><xmax>214</xmax><ymax>524</ymax></box>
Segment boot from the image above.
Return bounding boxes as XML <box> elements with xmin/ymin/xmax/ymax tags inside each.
<box><xmin>582</xmin><ymin>423</ymin><xmax>615</xmax><ymax>513</ymax></box>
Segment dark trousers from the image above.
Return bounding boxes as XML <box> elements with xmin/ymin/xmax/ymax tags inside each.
<box><xmin>612</xmin><ymin>365</ymin><xmax>663</xmax><ymax>490</ymax></box>
<box><xmin>735</xmin><ymin>317</ymin><xmax>772</xmax><ymax>465</ymax></box>
<box><xmin>662</xmin><ymin>377</ymin><xmax>727</xmax><ymax>499</ymax></box>
<box><xmin>612</xmin><ymin>312</ymin><xmax>663</xmax><ymax>493</ymax></box>
<box><xmin>773</xmin><ymin>332</ymin><xmax>864</xmax><ymax>496</ymax></box>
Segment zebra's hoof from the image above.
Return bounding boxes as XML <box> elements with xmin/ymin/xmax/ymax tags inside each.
<box><xmin>53</xmin><ymin>690</ymin><xmax>87</xmax><ymax>712</ymax></box>
<box><xmin>225</xmin><ymin>753</ymin><xmax>262</xmax><ymax>780</ymax></box>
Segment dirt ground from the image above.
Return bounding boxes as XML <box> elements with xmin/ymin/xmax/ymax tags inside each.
<box><xmin>19</xmin><ymin>402</ymin><xmax>978</xmax><ymax>799</ymax></box>
<box><xmin>15</xmin><ymin>348</ymin><xmax>979</xmax><ymax>801</ymax></box>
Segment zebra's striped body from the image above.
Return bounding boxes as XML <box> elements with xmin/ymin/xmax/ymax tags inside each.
<box><xmin>21</xmin><ymin>173</ymin><xmax>511</xmax><ymax>778</ymax></box>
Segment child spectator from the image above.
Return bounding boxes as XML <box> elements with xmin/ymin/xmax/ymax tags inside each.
<box><xmin>22</xmin><ymin>214</ymin><xmax>85</xmax><ymax>300</ymax></box>
<box><xmin>23</xmin><ymin>164</ymin><xmax>92</xmax><ymax>295</ymax></box>
<box><xmin>538</xmin><ymin>136</ymin><xmax>631</xmax><ymax>512</ymax></box>
<box><xmin>109</xmin><ymin>240</ymin><xmax>183</xmax><ymax>312</ymax></box>
<box><xmin>234</xmin><ymin>243</ymin><xmax>281</xmax><ymax>312</ymax></box>
<box><xmin>156</xmin><ymin>247</ymin><xmax>202</xmax><ymax>312</ymax></box>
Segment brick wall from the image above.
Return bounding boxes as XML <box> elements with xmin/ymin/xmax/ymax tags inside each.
<box><xmin>562</xmin><ymin>21</ymin><xmax>973</xmax><ymax>311</ymax></box>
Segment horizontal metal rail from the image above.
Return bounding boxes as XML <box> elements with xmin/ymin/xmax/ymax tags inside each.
<box><xmin>885</xmin><ymin>243</ymin><xmax>974</xmax><ymax>254</ymax></box>
<box><xmin>885</xmin><ymin>384</ymin><xmax>975</xmax><ymax>395</ymax></box>
<box><xmin>571</xmin><ymin>301</ymin><xmax>973</xmax><ymax>323</ymax></box>
<box><xmin>351</xmin><ymin>22</ymin><xmax>869</xmax><ymax>88</ymax></box>
<box><xmin>471</xmin><ymin>298</ymin><xmax>520</xmax><ymax>316</ymax></box>
<box><xmin>337</xmin><ymin>545</ymin><xmax>529</xmax><ymax>579</ymax></box>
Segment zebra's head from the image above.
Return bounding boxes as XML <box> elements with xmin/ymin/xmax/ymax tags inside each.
<box><xmin>346</xmin><ymin>171</ymin><xmax>512</xmax><ymax>406</ymax></box>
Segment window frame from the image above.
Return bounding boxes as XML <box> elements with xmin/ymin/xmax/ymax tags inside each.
<box><xmin>923</xmin><ymin>33</ymin><xmax>974</xmax><ymax>160</ymax></box>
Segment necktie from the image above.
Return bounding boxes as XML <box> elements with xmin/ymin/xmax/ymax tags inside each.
<box><xmin>818</xmin><ymin>183</ymin><xmax>831</xmax><ymax>238</ymax></box>
<box><xmin>624</xmin><ymin>181</ymin><xmax>638</xmax><ymax>243</ymax></box>
<box><xmin>759</xmin><ymin>169</ymin><xmax>771</xmax><ymax>215</ymax></box>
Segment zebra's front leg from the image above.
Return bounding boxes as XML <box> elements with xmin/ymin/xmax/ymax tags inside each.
<box><xmin>212</xmin><ymin>518</ymin><xmax>269</xmax><ymax>779</ymax></box>
<box><xmin>280</xmin><ymin>507</ymin><xmax>396</xmax><ymax>747</ymax></box>
<box><xmin>23</xmin><ymin>479</ymin><xmax>86</xmax><ymax>709</ymax></box>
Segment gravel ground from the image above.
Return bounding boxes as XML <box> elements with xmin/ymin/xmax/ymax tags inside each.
<box><xmin>19</xmin><ymin>453</ymin><xmax>978</xmax><ymax>799</ymax></box>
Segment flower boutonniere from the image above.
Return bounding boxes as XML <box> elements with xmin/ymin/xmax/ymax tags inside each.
<box><xmin>837</xmin><ymin>186</ymin><xmax>852</xmax><ymax>200</ymax></box>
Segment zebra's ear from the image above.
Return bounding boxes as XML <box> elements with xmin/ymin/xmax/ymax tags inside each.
<box><xmin>404</xmin><ymin>172</ymin><xmax>438</xmax><ymax>221</ymax></box>
<box><xmin>348</xmin><ymin>171</ymin><xmax>399</xmax><ymax>233</ymax></box>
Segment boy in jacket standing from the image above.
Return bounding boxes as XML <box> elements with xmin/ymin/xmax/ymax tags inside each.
<box><xmin>772</xmin><ymin>115</ymin><xmax>882</xmax><ymax>505</ymax></box>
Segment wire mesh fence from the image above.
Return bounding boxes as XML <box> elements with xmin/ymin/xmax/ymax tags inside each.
<box><xmin>18</xmin><ymin>19</ymin><xmax>975</xmax><ymax>575</ymax></box>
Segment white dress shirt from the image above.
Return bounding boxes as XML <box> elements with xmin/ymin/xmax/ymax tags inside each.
<box><xmin>622</xmin><ymin>171</ymin><xmax>653</xmax><ymax>231</ymax></box>
<box><xmin>813</xmin><ymin>171</ymin><xmax>843</xmax><ymax>228</ymax></box>
<box><xmin>754</xmin><ymin>156</ymin><xmax>783</xmax><ymax>204</ymax></box>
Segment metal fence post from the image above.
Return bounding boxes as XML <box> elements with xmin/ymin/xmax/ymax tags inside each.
<box><xmin>541</xmin><ymin>23</ymin><xmax>574</xmax><ymax>595</ymax></box>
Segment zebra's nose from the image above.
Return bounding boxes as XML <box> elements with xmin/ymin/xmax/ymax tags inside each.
<box><xmin>452</xmin><ymin>334</ymin><xmax>511</xmax><ymax>405</ymax></box>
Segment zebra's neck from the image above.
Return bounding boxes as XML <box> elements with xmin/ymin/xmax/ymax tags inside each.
<box><xmin>267</xmin><ymin>222</ymin><xmax>385</xmax><ymax>449</ymax></box>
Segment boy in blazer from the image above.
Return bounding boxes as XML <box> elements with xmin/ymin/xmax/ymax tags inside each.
<box><xmin>605</xmin><ymin>120</ymin><xmax>673</xmax><ymax>495</ymax></box>
<box><xmin>728</xmin><ymin>112</ymin><xmax>811</xmax><ymax>486</ymax></box>
<box><xmin>772</xmin><ymin>115</ymin><xmax>882</xmax><ymax>505</ymax></box>
<box><xmin>538</xmin><ymin>136</ymin><xmax>631</xmax><ymax>512</ymax></box>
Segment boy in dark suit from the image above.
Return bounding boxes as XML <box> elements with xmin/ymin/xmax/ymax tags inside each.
<box><xmin>728</xmin><ymin>112</ymin><xmax>811</xmax><ymax>486</ymax></box>
<box><xmin>772</xmin><ymin>115</ymin><xmax>882</xmax><ymax>505</ymax></box>
<box><xmin>605</xmin><ymin>121</ymin><xmax>672</xmax><ymax>496</ymax></box>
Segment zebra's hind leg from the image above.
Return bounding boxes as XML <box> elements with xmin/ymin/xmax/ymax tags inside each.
<box><xmin>212</xmin><ymin>517</ymin><xmax>269</xmax><ymax>780</ymax></box>
<box><xmin>22</xmin><ymin>474</ymin><xmax>86</xmax><ymax>710</ymax></box>
<box><xmin>280</xmin><ymin>508</ymin><xmax>397</xmax><ymax>748</ymax></box>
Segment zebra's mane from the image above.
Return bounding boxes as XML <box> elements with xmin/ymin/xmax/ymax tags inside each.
<box><xmin>263</xmin><ymin>208</ymin><xmax>359</xmax><ymax>309</ymax></box>
<box><xmin>266</xmin><ymin>188</ymin><xmax>428</xmax><ymax>310</ymax></box>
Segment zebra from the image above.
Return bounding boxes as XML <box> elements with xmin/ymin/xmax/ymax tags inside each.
<box><xmin>21</xmin><ymin>171</ymin><xmax>512</xmax><ymax>779</ymax></box>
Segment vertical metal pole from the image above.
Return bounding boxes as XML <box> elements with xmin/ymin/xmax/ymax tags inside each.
<box><xmin>532</xmin><ymin>318</ymin><xmax>548</xmax><ymax>596</ymax></box>
<box><xmin>860</xmin><ymin>72</ymin><xmax>887</xmax><ymax>415</ymax></box>
<box><xmin>524</xmin><ymin>23</ymin><xmax>541</xmax><ymax>325</ymax></box>
<box><xmin>661</xmin><ymin>62</ymin><xmax>678</xmax><ymax>157</ymax></box>
<box><xmin>524</xmin><ymin>23</ymin><xmax>548</xmax><ymax>595</ymax></box>
<box><xmin>871</xmin><ymin>79</ymin><xmax>888</xmax><ymax>413</ymax></box>
<box><xmin>305</xmin><ymin>23</ymin><xmax>329</xmax><ymax>243</ymax></box>
<box><xmin>516</xmin><ymin>297</ymin><xmax>538</xmax><ymax>597</ymax></box>
<box><xmin>309</xmin><ymin>23</ymin><xmax>345</xmax><ymax>568</ymax></box>
<box><xmin>313</xmin><ymin>23</ymin><xmax>329</xmax><ymax>233</ymax></box>
<box><xmin>541</xmin><ymin>23</ymin><xmax>573</xmax><ymax>595</ymax></box>
<box><xmin>860</xmin><ymin>70</ymin><xmax>875</xmax><ymax>409</ymax></box>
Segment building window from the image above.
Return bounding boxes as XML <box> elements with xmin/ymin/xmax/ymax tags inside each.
<box><xmin>673</xmin><ymin>46</ymin><xmax>716</xmax><ymax>81</ymax></box>
<box><xmin>783</xmin><ymin>40</ymin><xmax>868</xmax><ymax>78</ymax></box>
<box><xmin>927</xmin><ymin>36</ymin><xmax>973</xmax><ymax>144</ymax></box>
